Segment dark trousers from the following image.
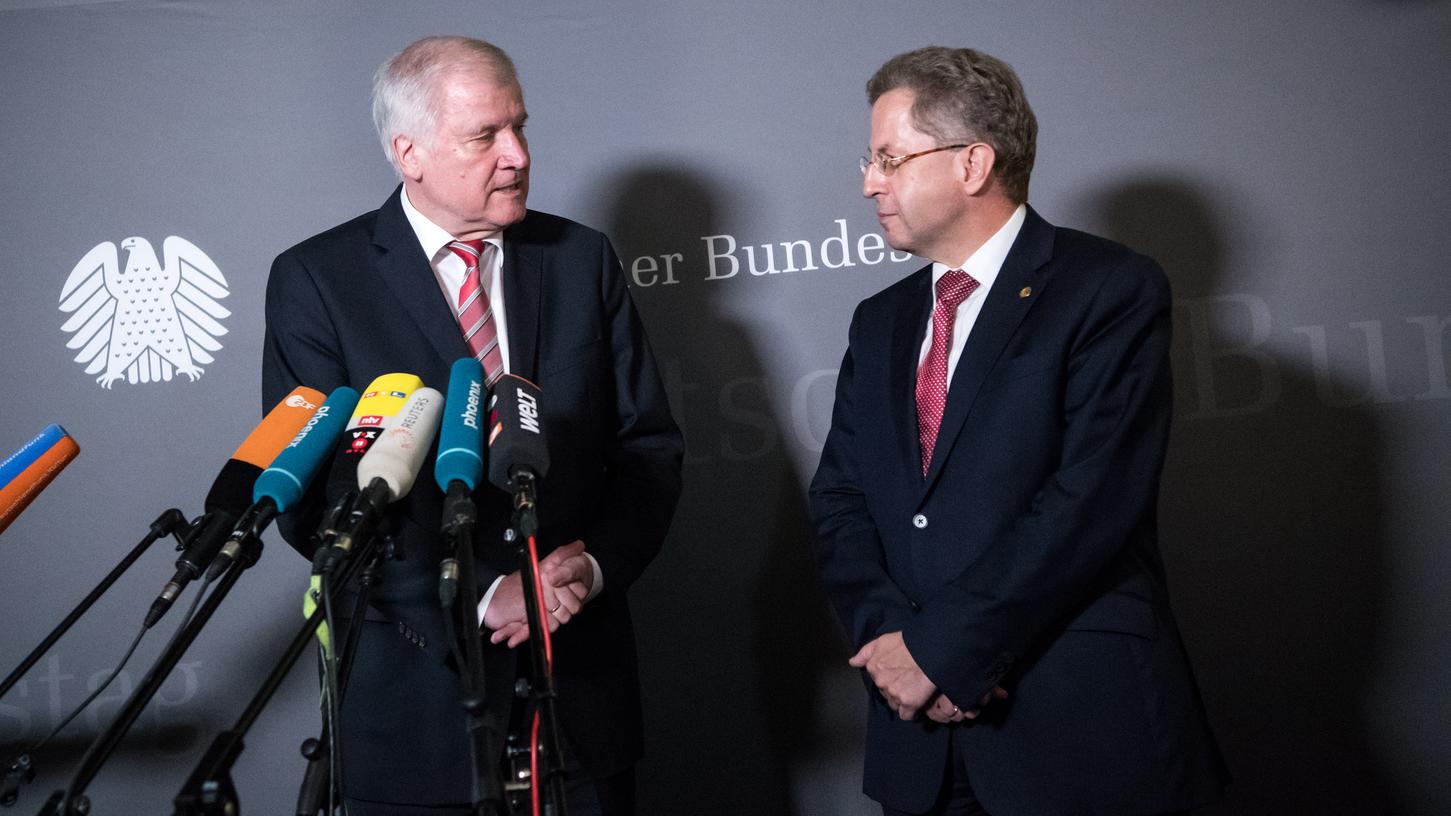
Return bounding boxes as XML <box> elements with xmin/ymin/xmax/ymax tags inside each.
<box><xmin>343</xmin><ymin>766</ymin><xmax>633</xmax><ymax>816</ymax></box>
<box><xmin>343</xmin><ymin>721</ymin><xmax>633</xmax><ymax>816</ymax></box>
<box><xmin>880</xmin><ymin>726</ymin><xmax>988</xmax><ymax>816</ymax></box>
<box><xmin>880</xmin><ymin>740</ymin><xmax>988</xmax><ymax>816</ymax></box>
<box><xmin>879</xmin><ymin>728</ymin><xmax>1188</xmax><ymax>816</ymax></box>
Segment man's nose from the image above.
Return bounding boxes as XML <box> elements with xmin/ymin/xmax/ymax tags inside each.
<box><xmin>499</xmin><ymin>130</ymin><xmax>529</xmax><ymax>169</ymax></box>
<box><xmin>862</xmin><ymin>165</ymin><xmax>885</xmax><ymax>198</ymax></box>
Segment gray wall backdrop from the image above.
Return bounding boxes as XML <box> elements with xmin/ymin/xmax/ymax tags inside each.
<box><xmin>2</xmin><ymin>1</ymin><xmax>1448</xmax><ymax>813</ymax></box>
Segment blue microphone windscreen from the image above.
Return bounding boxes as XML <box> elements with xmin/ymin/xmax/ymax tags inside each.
<box><xmin>1</xmin><ymin>424</ymin><xmax>69</xmax><ymax>490</ymax></box>
<box><xmin>435</xmin><ymin>358</ymin><xmax>485</xmax><ymax>491</ymax></box>
<box><xmin>254</xmin><ymin>386</ymin><xmax>360</xmax><ymax>512</ymax></box>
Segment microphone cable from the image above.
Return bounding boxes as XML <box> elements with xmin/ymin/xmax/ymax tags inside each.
<box><xmin>171</xmin><ymin>556</ymin><xmax>215</xmax><ymax>636</ymax></box>
<box><xmin>1</xmin><ymin>622</ymin><xmax>142</xmax><ymax>807</ymax></box>
<box><xmin>437</xmin><ymin>580</ymin><xmax>470</xmax><ymax>699</ymax></box>
<box><xmin>317</xmin><ymin>568</ymin><xmax>346</xmax><ymax>816</ymax></box>
<box><xmin>526</xmin><ymin>531</ymin><xmax>555</xmax><ymax>816</ymax></box>
<box><xmin>39</xmin><ymin>571</ymin><xmax>210</xmax><ymax>810</ymax></box>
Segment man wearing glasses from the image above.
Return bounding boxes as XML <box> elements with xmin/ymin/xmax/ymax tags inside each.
<box><xmin>810</xmin><ymin>47</ymin><xmax>1227</xmax><ymax>815</ymax></box>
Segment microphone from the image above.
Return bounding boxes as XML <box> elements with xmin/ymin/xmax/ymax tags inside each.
<box><xmin>202</xmin><ymin>386</ymin><xmax>359</xmax><ymax>582</ymax></box>
<box><xmin>252</xmin><ymin>387</ymin><xmax>362</xmax><ymax>513</ymax></box>
<box><xmin>486</xmin><ymin>374</ymin><xmax>549</xmax><ymax>493</ymax></box>
<box><xmin>326</xmin><ymin>373</ymin><xmax>426</xmax><ymax>502</ymax></box>
<box><xmin>313</xmin><ymin>374</ymin><xmax>424</xmax><ymax>566</ymax></box>
<box><xmin>359</xmin><ymin>387</ymin><xmax>444</xmax><ymax>499</ymax></box>
<box><xmin>436</xmin><ymin>359</ymin><xmax>485</xmax><ymax>493</ymax></box>
<box><xmin>144</xmin><ymin>388</ymin><xmax>324</xmax><ymax>627</ymax></box>
<box><xmin>434</xmin><ymin>359</ymin><xmax>485</xmax><ymax>604</ymax></box>
<box><xmin>0</xmin><ymin>425</ymin><xmax>80</xmax><ymax>535</ymax></box>
<box><xmin>315</xmin><ymin>387</ymin><xmax>443</xmax><ymax>573</ymax></box>
<box><xmin>0</xmin><ymin>425</ymin><xmax>76</xmax><ymax>492</ymax></box>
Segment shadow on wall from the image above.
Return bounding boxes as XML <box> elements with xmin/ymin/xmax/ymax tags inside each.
<box><xmin>1085</xmin><ymin>179</ymin><xmax>1402</xmax><ymax>815</ymax></box>
<box><xmin>596</xmin><ymin>166</ymin><xmax>854</xmax><ymax>816</ymax></box>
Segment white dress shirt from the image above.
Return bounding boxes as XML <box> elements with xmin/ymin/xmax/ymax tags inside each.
<box><xmin>918</xmin><ymin>204</ymin><xmax>1028</xmax><ymax>388</ymax></box>
<box><xmin>400</xmin><ymin>187</ymin><xmax>512</xmax><ymax>372</ymax></box>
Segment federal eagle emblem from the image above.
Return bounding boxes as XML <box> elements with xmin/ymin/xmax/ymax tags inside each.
<box><xmin>59</xmin><ymin>236</ymin><xmax>230</xmax><ymax>389</ymax></box>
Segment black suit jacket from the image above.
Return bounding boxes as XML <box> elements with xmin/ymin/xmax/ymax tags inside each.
<box><xmin>810</xmin><ymin>207</ymin><xmax>1226</xmax><ymax>814</ymax></box>
<box><xmin>262</xmin><ymin>187</ymin><xmax>682</xmax><ymax>804</ymax></box>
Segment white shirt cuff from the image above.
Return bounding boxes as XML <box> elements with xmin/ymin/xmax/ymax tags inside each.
<box><xmin>477</xmin><ymin>575</ymin><xmax>506</xmax><ymax>628</ymax></box>
<box><xmin>585</xmin><ymin>553</ymin><xmax>604</xmax><ymax>602</ymax></box>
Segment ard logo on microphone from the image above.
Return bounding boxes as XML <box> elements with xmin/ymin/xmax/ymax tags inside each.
<box><xmin>59</xmin><ymin>236</ymin><xmax>230</xmax><ymax>389</ymax></box>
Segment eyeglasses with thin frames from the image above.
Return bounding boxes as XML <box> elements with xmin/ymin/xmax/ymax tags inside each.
<box><xmin>859</xmin><ymin>144</ymin><xmax>972</xmax><ymax>176</ymax></box>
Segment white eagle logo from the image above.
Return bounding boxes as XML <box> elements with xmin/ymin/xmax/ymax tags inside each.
<box><xmin>59</xmin><ymin>236</ymin><xmax>230</xmax><ymax>389</ymax></box>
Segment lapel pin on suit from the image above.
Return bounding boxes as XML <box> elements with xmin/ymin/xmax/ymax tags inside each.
<box><xmin>1020</xmin><ymin>286</ymin><xmax>1033</xmax><ymax>298</ymax></box>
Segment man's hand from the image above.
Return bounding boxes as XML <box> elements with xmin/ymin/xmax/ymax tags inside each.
<box><xmin>541</xmin><ymin>539</ymin><xmax>594</xmax><ymax>623</ymax></box>
<box><xmin>924</xmin><ymin>686</ymin><xmax>1010</xmax><ymax>724</ymax></box>
<box><xmin>848</xmin><ymin>631</ymin><xmax>937</xmax><ymax>720</ymax></box>
<box><xmin>486</xmin><ymin>540</ymin><xmax>594</xmax><ymax>648</ymax></box>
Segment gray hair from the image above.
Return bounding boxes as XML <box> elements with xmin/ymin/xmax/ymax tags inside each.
<box><xmin>372</xmin><ymin>36</ymin><xmax>518</xmax><ymax>173</ymax></box>
<box><xmin>868</xmin><ymin>46</ymin><xmax>1037</xmax><ymax>202</ymax></box>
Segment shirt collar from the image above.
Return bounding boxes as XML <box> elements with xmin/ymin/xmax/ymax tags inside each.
<box><xmin>399</xmin><ymin>186</ymin><xmax>502</xmax><ymax>263</ymax></box>
<box><xmin>932</xmin><ymin>203</ymin><xmax>1027</xmax><ymax>291</ymax></box>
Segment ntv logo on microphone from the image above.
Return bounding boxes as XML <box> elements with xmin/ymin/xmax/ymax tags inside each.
<box><xmin>58</xmin><ymin>236</ymin><xmax>230</xmax><ymax>389</ymax></box>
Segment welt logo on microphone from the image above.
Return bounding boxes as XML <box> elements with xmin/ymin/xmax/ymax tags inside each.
<box><xmin>58</xmin><ymin>235</ymin><xmax>230</xmax><ymax>389</ymax></box>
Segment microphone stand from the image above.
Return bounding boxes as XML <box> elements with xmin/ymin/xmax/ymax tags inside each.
<box><xmin>439</xmin><ymin>483</ymin><xmax>507</xmax><ymax>816</ymax></box>
<box><xmin>1</xmin><ymin>509</ymin><xmax>187</xmax><ymax>701</ymax></box>
<box><xmin>173</xmin><ymin>512</ymin><xmax>388</xmax><ymax>816</ymax></box>
<box><xmin>39</xmin><ymin>508</ymin><xmax>273</xmax><ymax>816</ymax></box>
<box><xmin>293</xmin><ymin>505</ymin><xmax>387</xmax><ymax>816</ymax></box>
<box><xmin>509</xmin><ymin>473</ymin><xmax>568</xmax><ymax>816</ymax></box>
<box><xmin>1</xmin><ymin>508</ymin><xmax>188</xmax><ymax>807</ymax></box>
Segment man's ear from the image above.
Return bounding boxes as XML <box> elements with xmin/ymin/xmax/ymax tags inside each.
<box><xmin>958</xmin><ymin>143</ymin><xmax>996</xmax><ymax>196</ymax></box>
<box><xmin>395</xmin><ymin>134</ymin><xmax>422</xmax><ymax>182</ymax></box>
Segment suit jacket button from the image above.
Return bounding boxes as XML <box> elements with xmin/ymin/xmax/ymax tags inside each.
<box><xmin>912</xmin><ymin>514</ymin><xmax>928</xmax><ymax>529</ymax></box>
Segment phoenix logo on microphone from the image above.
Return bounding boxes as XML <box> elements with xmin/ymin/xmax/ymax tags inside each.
<box><xmin>59</xmin><ymin>236</ymin><xmax>230</xmax><ymax>389</ymax></box>
<box><xmin>287</xmin><ymin>405</ymin><xmax>333</xmax><ymax>449</ymax></box>
<box><xmin>462</xmin><ymin>381</ymin><xmax>482</xmax><ymax>429</ymax></box>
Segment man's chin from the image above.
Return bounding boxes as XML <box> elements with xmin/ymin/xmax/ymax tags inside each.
<box><xmin>487</xmin><ymin>201</ymin><xmax>529</xmax><ymax>230</ymax></box>
<box><xmin>878</xmin><ymin>226</ymin><xmax>911</xmax><ymax>255</ymax></box>
<box><xmin>883</xmin><ymin>236</ymin><xmax>915</xmax><ymax>256</ymax></box>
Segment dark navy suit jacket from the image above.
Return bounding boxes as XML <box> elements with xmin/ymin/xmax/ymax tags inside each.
<box><xmin>262</xmin><ymin>187</ymin><xmax>682</xmax><ymax>805</ymax></box>
<box><xmin>810</xmin><ymin>207</ymin><xmax>1227</xmax><ymax>814</ymax></box>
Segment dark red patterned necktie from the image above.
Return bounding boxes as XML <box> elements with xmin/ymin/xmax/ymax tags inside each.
<box><xmin>916</xmin><ymin>269</ymin><xmax>979</xmax><ymax>476</ymax></box>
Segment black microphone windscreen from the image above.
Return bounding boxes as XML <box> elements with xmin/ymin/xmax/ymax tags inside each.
<box><xmin>487</xmin><ymin>374</ymin><xmax>549</xmax><ymax>491</ymax></box>
<box><xmin>203</xmin><ymin>458</ymin><xmax>263</xmax><ymax>517</ymax></box>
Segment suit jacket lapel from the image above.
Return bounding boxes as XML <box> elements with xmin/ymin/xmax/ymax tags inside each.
<box><xmin>372</xmin><ymin>187</ymin><xmax>471</xmax><ymax>367</ymax></box>
<box><xmin>502</xmin><ymin>217</ymin><xmax>542</xmax><ymax>383</ymax></box>
<box><xmin>920</xmin><ymin>206</ymin><xmax>1056</xmax><ymax>493</ymax></box>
